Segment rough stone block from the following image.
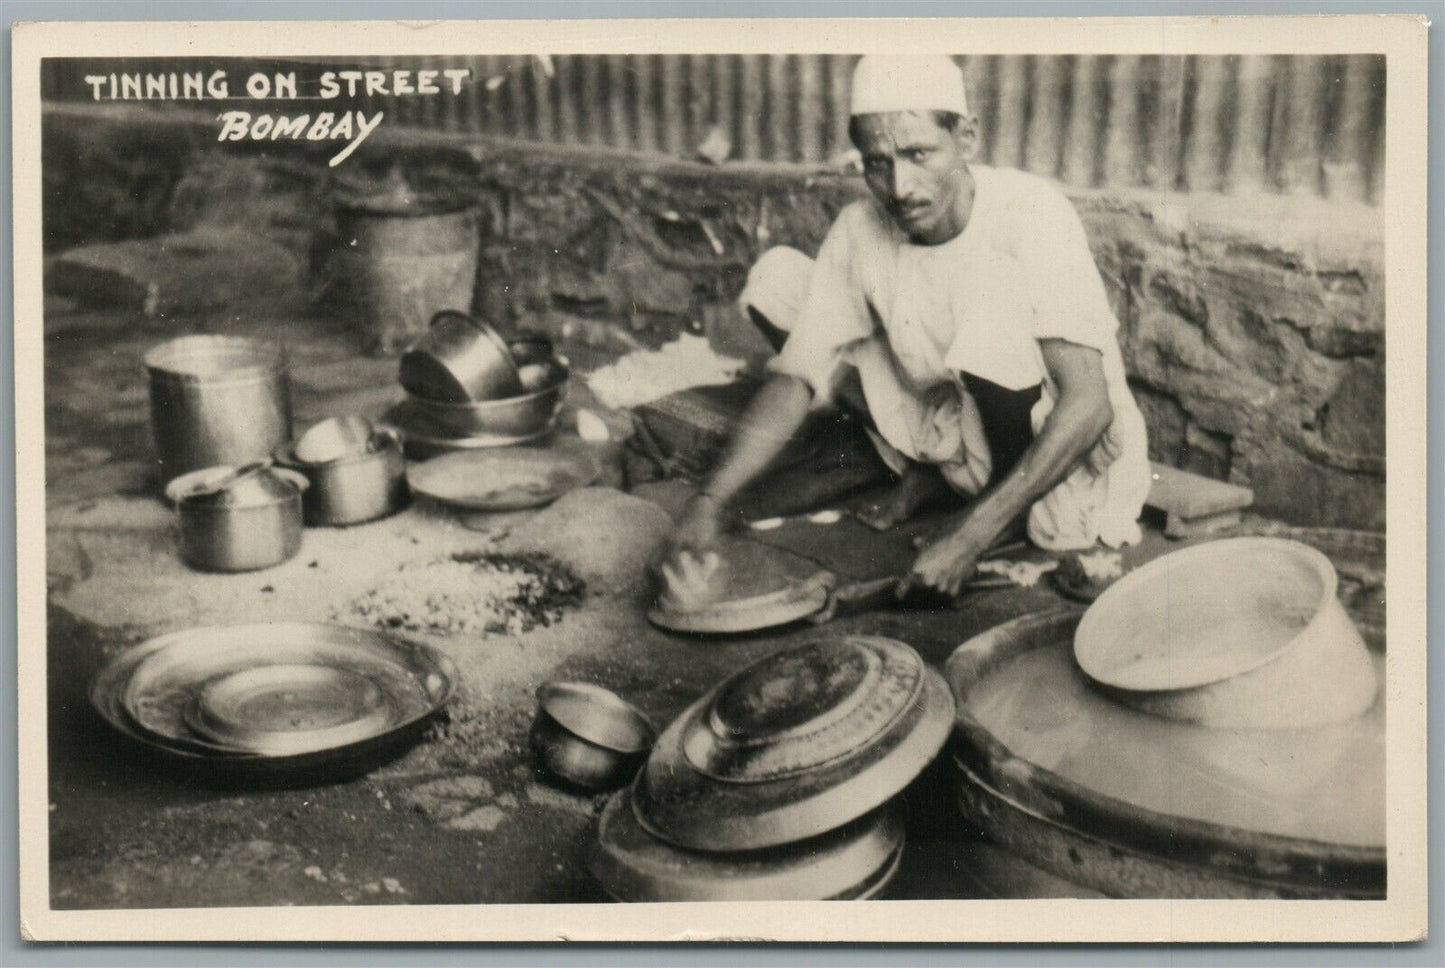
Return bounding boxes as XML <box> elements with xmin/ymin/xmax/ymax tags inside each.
<box><xmin>606</xmin><ymin>240</ymin><xmax>696</xmax><ymax>319</ymax></box>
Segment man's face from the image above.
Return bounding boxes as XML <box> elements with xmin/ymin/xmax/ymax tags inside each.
<box><xmin>853</xmin><ymin>111</ymin><xmax>976</xmax><ymax>244</ymax></box>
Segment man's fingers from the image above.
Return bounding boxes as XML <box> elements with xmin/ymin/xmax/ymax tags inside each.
<box><xmin>894</xmin><ymin>574</ymin><xmax>917</xmax><ymax>601</ymax></box>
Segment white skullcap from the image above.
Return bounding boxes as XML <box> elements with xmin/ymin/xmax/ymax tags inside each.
<box><xmin>849</xmin><ymin>54</ymin><xmax>969</xmax><ymax>118</ymax></box>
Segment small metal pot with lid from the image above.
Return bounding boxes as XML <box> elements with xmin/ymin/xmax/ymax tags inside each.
<box><xmin>164</xmin><ymin>463</ymin><xmax>309</xmax><ymax>572</ymax></box>
<box><xmin>273</xmin><ymin>423</ymin><xmax>409</xmax><ymax>527</ymax></box>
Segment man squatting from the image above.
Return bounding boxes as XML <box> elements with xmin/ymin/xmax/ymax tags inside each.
<box><xmin>661</xmin><ymin>55</ymin><xmax>1152</xmax><ymax>599</ymax></box>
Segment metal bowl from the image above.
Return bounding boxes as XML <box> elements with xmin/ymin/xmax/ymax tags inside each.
<box><xmin>1073</xmin><ymin>537</ymin><xmax>1377</xmax><ymax>728</ymax></box>
<box><xmin>273</xmin><ymin>428</ymin><xmax>409</xmax><ymax>527</ymax></box>
<box><xmin>292</xmin><ymin>415</ymin><xmax>375</xmax><ymax>465</ymax></box>
<box><xmin>402</xmin><ymin>363</ymin><xmax>568</xmax><ymax>438</ymax></box>
<box><xmin>398</xmin><ymin>310</ymin><xmax>522</xmax><ymax>403</ymax></box>
<box><xmin>531</xmin><ymin>682</ymin><xmax>657</xmax><ymax>791</ymax></box>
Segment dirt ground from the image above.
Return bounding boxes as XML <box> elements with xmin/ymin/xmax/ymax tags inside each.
<box><xmin>42</xmin><ymin>301</ymin><xmax>1115</xmax><ymax>909</ymax></box>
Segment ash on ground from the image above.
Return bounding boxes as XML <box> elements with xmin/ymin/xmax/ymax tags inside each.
<box><xmin>336</xmin><ymin>551</ymin><xmax>586</xmax><ymax>638</ymax></box>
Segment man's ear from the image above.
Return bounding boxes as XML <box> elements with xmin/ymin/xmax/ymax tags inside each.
<box><xmin>955</xmin><ymin>114</ymin><xmax>981</xmax><ymax>162</ymax></box>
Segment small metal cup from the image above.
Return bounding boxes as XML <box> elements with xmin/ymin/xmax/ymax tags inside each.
<box><xmin>530</xmin><ymin>682</ymin><xmax>656</xmax><ymax>792</ymax></box>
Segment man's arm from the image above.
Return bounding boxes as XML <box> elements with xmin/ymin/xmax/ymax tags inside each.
<box><xmin>665</xmin><ymin>373</ymin><xmax>815</xmax><ymax>559</ymax></box>
<box><xmin>904</xmin><ymin>339</ymin><xmax>1112</xmax><ymax>596</ymax></box>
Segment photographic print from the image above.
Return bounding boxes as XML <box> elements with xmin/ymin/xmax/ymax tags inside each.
<box><xmin>12</xmin><ymin>15</ymin><xmax>1429</xmax><ymax>943</ymax></box>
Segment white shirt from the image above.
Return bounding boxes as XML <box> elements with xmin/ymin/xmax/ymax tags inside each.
<box><xmin>768</xmin><ymin>164</ymin><xmax>1151</xmax><ymax>549</ymax></box>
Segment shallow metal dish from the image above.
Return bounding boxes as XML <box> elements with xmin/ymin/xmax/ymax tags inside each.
<box><xmin>407</xmin><ymin>446</ymin><xmax>599</xmax><ymax>512</ymax></box>
<box><xmin>590</xmin><ymin>785</ymin><xmax>905</xmax><ymax>902</ymax></box>
<box><xmin>633</xmin><ymin>635</ymin><xmax>954</xmax><ymax>852</ymax></box>
<box><xmin>90</xmin><ymin>623</ymin><xmax>457</xmax><ymax>782</ymax></box>
<box><xmin>184</xmin><ymin>663</ymin><xmax>397</xmax><ymax>756</ymax></box>
<box><xmin>378</xmin><ymin>402</ymin><xmax>556</xmax><ymax>460</ymax></box>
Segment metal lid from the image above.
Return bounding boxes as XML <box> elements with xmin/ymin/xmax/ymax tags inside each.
<box><xmin>165</xmin><ymin>463</ymin><xmax>307</xmax><ymax>509</ymax></box>
<box><xmin>590</xmin><ymin>785</ymin><xmax>905</xmax><ymax>903</ymax></box>
<box><xmin>683</xmin><ymin>637</ymin><xmax>923</xmax><ymax>783</ymax></box>
<box><xmin>633</xmin><ymin>636</ymin><xmax>954</xmax><ymax>852</ymax></box>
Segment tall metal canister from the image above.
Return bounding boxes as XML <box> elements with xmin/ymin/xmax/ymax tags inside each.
<box><xmin>145</xmin><ymin>335</ymin><xmax>292</xmax><ymax>485</ymax></box>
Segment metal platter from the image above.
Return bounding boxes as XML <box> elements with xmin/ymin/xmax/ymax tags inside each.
<box><xmin>944</xmin><ymin>607</ymin><xmax>1386</xmax><ymax>899</ymax></box>
<box><xmin>590</xmin><ymin>785</ymin><xmax>905</xmax><ymax>902</ymax></box>
<box><xmin>633</xmin><ymin>636</ymin><xmax>954</xmax><ymax>852</ymax></box>
<box><xmin>406</xmin><ymin>447</ymin><xmax>599</xmax><ymax>512</ymax></box>
<box><xmin>182</xmin><ymin>663</ymin><xmax>397</xmax><ymax>756</ymax></box>
<box><xmin>90</xmin><ymin>622</ymin><xmax>457</xmax><ymax>783</ymax></box>
<box><xmin>647</xmin><ymin>537</ymin><xmax>834</xmax><ymax>634</ymax></box>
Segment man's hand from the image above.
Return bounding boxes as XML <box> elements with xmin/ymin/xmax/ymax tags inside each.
<box><xmin>666</xmin><ymin>492</ymin><xmax>724</xmax><ymax>561</ymax></box>
<box><xmin>898</xmin><ymin>523</ymin><xmax>992</xmax><ymax>599</ymax></box>
<box><xmin>656</xmin><ymin>493</ymin><xmax>726</xmax><ymax>611</ymax></box>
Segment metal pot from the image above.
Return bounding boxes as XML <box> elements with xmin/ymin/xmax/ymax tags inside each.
<box><xmin>145</xmin><ymin>335</ymin><xmax>292</xmax><ymax>485</ymax></box>
<box><xmin>398</xmin><ymin>310</ymin><xmax>522</xmax><ymax>403</ymax></box>
<box><xmin>401</xmin><ymin>364</ymin><xmax>567</xmax><ymax>438</ymax></box>
<box><xmin>164</xmin><ymin>464</ymin><xmax>308</xmax><ymax>572</ymax></box>
<box><xmin>273</xmin><ymin>427</ymin><xmax>409</xmax><ymax>527</ymax></box>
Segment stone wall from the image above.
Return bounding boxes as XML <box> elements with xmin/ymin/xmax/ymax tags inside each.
<box><xmin>42</xmin><ymin>105</ymin><xmax>1385</xmax><ymax>530</ymax></box>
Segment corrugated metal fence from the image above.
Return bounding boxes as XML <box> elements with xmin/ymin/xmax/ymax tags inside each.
<box><xmin>44</xmin><ymin>54</ymin><xmax>1386</xmax><ymax>203</ymax></box>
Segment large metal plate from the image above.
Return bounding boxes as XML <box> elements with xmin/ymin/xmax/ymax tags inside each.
<box><xmin>183</xmin><ymin>663</ymin><xmax>396</xmax><ymax>756</ymax></box>
<box><xmin>407</xmin><ymin>447</ymin><xmax>598</xmax><ymax>512</ymax></box>
<box><xmin>590</xmin><ymin>785</ymin><xmax>905</xmax><ymax>902</ymax></box>
<box><xmin>634</xmin><ymin>636</ymin><xmax>954</xmax><ymax>852</ymax></box>
<box><xmin>90</xmin><ymin>622</ymin><xmax>457</xmax><ymax>781</ymax></box>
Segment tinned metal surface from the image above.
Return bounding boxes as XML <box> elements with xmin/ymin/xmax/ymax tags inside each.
<box><xmin>145</xmin><ymin>335</ymin><xmax>292</xmax><ymax>484</ymax></box>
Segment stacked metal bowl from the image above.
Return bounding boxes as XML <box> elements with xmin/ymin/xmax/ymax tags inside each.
<box><xmin>589</xmin><ymin>635</ymin><xmax>955</xmax><ymax>902</ymax></box>
<box><xmin>89</xmin><ymin>622</ymin><xmax>458</xmax><ymax>784</ymax></box>
<box><xmin>390</xmin><ymin>311</ymin><xmax>568</xmax><ymax>459</ymax></box>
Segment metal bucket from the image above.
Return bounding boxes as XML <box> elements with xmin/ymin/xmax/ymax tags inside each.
<box><xmin>145</xmin><ymin>335</ymin><xmax>292</xmax><ymax>485</ymax></box>
<box><xmin>332</xmin><ymin>204</ymin><xmax>481</xmax><ymax>357</ymax></box>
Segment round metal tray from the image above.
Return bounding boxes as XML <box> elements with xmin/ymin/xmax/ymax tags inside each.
<box><xmin>90</xmin><ymin>623</ymin><xmax>457</xmax><ymax>781</ymax></box>
<box><xmin>183</xmin><ymin>663</ymin><xmax>397</xmax><ymax>756</ymax></box>
<box><xmin>406</xmin><ymin>446</ymin><xmax>598</xmax><ymax>512</ymax></box>
<box><xmin>634</xmin><ymin>635</ymin><xmax>954</xmax><ymax>852</ymax></box>
<box><xmin>590</xmin><ymin>785</ymin><xmax>905</xmax><ymax>902</ymax></box>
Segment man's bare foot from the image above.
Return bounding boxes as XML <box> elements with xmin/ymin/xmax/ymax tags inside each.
<box><xmin>856</xmin><ymin>464</ymin><xmax>951</xmax><ymax>532</ymax></box>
